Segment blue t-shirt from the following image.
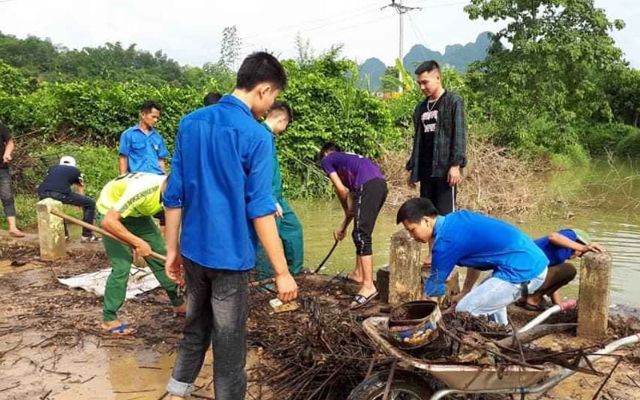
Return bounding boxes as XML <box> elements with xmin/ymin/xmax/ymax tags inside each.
<box><xmin>119</xmin><ymin>124</ymin><xmax>169</xmax><ymax>175</ymax></box>
<box><xmin>426</xmin><ymin>210</ymin><xmax>549</xmax><ymax>296</ymax></box>
<box><xmin>534</xmin><ymin>229</ymin><xmax>577</xmax><ymax>266</ymax></box>
<box><xmin>163</xmin><ymin>95</ymin><xmax>276</xmax><ymax>271</ymax></box>
<box><xmin>321</xmin><ymin>152</ymin><xmax>384</xmax><ymax>191</ymax></box>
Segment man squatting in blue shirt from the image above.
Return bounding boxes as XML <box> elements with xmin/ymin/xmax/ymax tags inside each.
<box><xmin>162</xmin><ymin>52</ymin><xmax>298</xmax><ymax>400</ymax></box>
<box><xmin>396</xmin><ymin>197</ymin><xmax>548</xmax><ymax>325</ymax></box>
<box><xmin>521</xmin><ymin>228</ymin><xmax>604</xmax><ymax>311</ymax></box>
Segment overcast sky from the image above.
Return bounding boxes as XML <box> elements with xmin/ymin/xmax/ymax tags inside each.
<box><xmin>0</xmin><ymin>0</ymin><xmax>638</xmax><ymax>68</ymax></box>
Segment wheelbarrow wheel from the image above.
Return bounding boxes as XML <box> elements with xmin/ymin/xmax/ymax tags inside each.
<box><xmin>347</xmin><ymin>371</ymin><xmax>433</xmax><ymax>400</ymax></box>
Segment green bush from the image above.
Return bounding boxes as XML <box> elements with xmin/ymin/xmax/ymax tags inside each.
<box><xmin>615</xmin><ymin>130</ymin><xmax>640</xmax><ymax>157</ymax></box>
<box><xmin>579</xmin><ymin>122</ymin><xmax>640</xmax><ymax>155</ymax></box>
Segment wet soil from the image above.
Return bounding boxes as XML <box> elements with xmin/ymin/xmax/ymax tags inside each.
<box><xmin>1</xmin><ymin>236</ymin><xmax>640</xmax><ymax>399</ymax></box>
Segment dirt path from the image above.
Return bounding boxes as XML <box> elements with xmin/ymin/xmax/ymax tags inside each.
<box><xmin>1</xmin><ymin>237</ymin><xmax>639</xmax><ymax>399</ymax></box>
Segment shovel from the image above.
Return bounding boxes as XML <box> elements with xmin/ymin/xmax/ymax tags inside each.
<box><xmin>49</xmin><ymin>209</ymin><xmax>166</xmax><ymax>262</ymax></box>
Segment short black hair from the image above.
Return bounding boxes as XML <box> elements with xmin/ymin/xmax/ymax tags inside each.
<box><xmin>141</xmin><ymin>100</ymin><xmax>161</xmax><ymax>113</ymax></box>
<box><xmin>203</xmin><ymin>92</ymin><xmax>222</xmax><ymax>106</ymax></box>
<box><xmin>396</xmin><ymin>198</ymin><xmax>440</xmax><ymax>224</ymax></box>
<box><xmin>236</xmin><ymin>52</ymin><xmax>287</xmax><ymax>91</ymax></box>
<box><xmin>414</xmin><ymin>60</ymin><xmax>441</xmax><ymax>76</ymax></box>
<box><xmin>318</xmin><ymin>142</ymin><xmax>342</xmax><ymax>160</ymax></box>
<box><xmin>269</xmin><ymin>101</ymin><xmax>293</xmax><ymax>122</ymax></box>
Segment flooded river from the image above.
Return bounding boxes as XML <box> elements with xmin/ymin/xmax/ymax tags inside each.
<box><xmin>294</xmin><ymin>159</ymin><xmax>640</xmax><ymax>307</ymax></box>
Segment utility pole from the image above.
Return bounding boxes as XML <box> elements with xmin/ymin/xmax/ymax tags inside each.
<box><xmin>382</xmin><ymin>0</ymin><xmax>421</xmax><ymax>92</ymax></box>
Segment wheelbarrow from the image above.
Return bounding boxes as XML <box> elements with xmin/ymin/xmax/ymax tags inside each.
<box><xmin>347</xmin><ymin>300</ymin><xmax>640</xmax><ymax>400</ymax></box>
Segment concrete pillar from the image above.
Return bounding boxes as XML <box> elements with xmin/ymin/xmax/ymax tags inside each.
<box><xmin>388</xmin><ymin>229</ymin><xmax>422</xmax><ymax>305</ymax></box>
<box><xmin>36</xmin><ymin>198</ymin><xmax>66</xmax><ymax>260</ymax></box>
<box><xmin>577</xmin><ymin>252</ymin><xmax>612</xmax><ymax>339</ymax></box>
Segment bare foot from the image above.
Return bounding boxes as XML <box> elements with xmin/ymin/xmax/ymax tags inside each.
<box><xmin>101</xmin><ymin>320</ymin><xmax>136</xmax><ymax>335</ymax></box>
<box><xmin>9</xmin><ymin>229</ymin><xmax>25</xmax><ymax>238</ymax></box>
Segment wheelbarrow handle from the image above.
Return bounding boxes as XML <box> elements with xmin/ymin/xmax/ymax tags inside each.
<box><xmin>49</xmin><ymin>209</ymin><xmax>167</xmax><ymax>262</ymax></box>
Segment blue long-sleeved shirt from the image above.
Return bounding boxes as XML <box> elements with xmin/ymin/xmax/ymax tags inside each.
<box><xmin>425</xmin><ymin>210</ymin><xmax>548</xmax><ymax>296</ymax></box>
<box><xmin>163</xmin><ymin>95</ymin><xmax>276</xmax><ymax>270</ymax></box>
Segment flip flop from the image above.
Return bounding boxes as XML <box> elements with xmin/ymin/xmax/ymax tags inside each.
<box><xmin>9</xmin><ymin>231</ymin><xmax>25</xmax><ymax>238</ymax></box>
<box><xmin>102</xmin><ymin>323</ymin><xmax>136</xmax><ymax>335</ymax></box>
<box><xmin>350</xmin><ymin>291</ymin><xmax>379</xmax><ymax>310</ymax></box>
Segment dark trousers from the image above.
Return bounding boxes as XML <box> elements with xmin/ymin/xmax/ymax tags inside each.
<box><xmin>167</xmin><ymin>258</ymin><xmax>249</xmax><ymax>400</ymax></box>
<box><xmin>39</xmin><ymin>191</ymin><xmax>96</xmax><ymax>237</ymax></box>
<box><xmin>533</xmin><ymin>262</ymin><xmax>577</xmax><ymax>297</ymax></box>
<box><xmin>0</xmin><ymin>168</ymin><xmax>16</xmax><ymax>218</ymax></box>
<box><xmin>419</xmin><ymin>176</ymin><xmax>456</xmax><ymax>215</ymax></box>
<box><xmin>353</xmin><ymin>178</ymin><xmax>388</xmax><ymax>256</ymax></box>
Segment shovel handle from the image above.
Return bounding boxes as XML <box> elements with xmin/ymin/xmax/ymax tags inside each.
<box><xmin>49</xmin><ymin>209</ymin><xmax>166</xmax><ymax>262</ymax></box>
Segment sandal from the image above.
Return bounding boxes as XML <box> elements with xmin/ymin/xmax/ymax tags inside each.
<box><xmin>350</xmin><ymin>291</ymin><xmax>379</xmax><ymax>310</ymax></box>
<box><xmin>102</xmin><ymin>323</ymin><xmax>136</xmax><ymax>335</ymax></box>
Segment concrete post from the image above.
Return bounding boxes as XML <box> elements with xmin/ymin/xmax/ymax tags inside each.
<box><xmin>577</xmin><ymin>252</ymin><xmax>612</xmax><ymax>339</ymax></box>
<box><xmin>388</xmin><ymin>229</ymin><xmax>422</xmax><ymax>305</ymax></box>
<box><xmin>36</xmin><ymin>198</ymin><xmax>66</xmax><ymax>260</ymax></box>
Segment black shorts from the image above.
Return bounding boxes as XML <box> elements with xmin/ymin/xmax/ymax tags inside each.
<box><xmin>533</xmin><ymin>263</ymin><xmax>577</xmax><ymax>297</ymax></box>
<box><xmin>352</xmin><ymin>178</ymin><xmax>388</xmax><ymax>256</ymax></box>
<box><xmin>419</xmin><ymin>176</ymin><xmax>456</xmax><ymax>215</ymax></box>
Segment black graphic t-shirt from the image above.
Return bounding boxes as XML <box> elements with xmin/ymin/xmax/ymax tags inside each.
<box><xmin>418</xmin><ymin>93</ymin><xmax>443</xmax><ymax>179</ymax></box>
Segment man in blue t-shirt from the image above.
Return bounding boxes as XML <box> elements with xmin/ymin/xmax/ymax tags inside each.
<box><xmin>396</xmin><ymin>197</ymin><xmax>548</xmax><ymax>325</ymax></box>
<box><xmin>37</xmin><ymin>156</ymin><xmax>97</xmax><ymax>241</ymax></box>
<box><xmin>118</xmin><ymin>100</ymin><xmax>168</xmax><ymax>176</ymax></box>
<box><xmin>163</xmin><ymin>52</ymin><xmax>297</xmax><ymax>400</ymax></box>
<box><xmin>521</xmin><ymin>228</ymin><xmax>605</xmax><ymax>311</ymax></box>
<box><xmin>319</xmin><ymin>142</ymin><xmax>388</xmax><ymax>310</ymax></box>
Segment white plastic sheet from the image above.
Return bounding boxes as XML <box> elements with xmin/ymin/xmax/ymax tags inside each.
<box><xmin>58</xmin><ymin>265</ymin><xmax>160</xmax><ymax>299</ymax></box>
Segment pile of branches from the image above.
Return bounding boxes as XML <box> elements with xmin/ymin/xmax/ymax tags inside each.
<box><xmin>377</xmin><ymin>138</ymin><xmax>547</xmax><ymax>216</ymax></box>
<box><xmin>248</xmin><ymin>278</ymin><xmax>382</xmax><ymax>400</ymax></box>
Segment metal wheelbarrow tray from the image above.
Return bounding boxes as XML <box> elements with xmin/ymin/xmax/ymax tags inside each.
<box><xmin>359</xmin><ymin>305</ymin><xmax>640</xmax><ymax>399</ymax></box>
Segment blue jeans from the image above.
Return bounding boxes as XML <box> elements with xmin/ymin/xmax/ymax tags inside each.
<box><xmin>167</xmin><ymin>258</ymin><xmax>249</xmax><ymax>400</ymax></box>
<box><xmin>456</xmin><ymin>268</ymin><xmax>548</xmax><ymax>325</ymax></box>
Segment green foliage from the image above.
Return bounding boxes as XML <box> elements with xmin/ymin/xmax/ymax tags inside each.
<box><xmin>278</xmin><ymin>50</ymin><xmax>401</xmax><ymax>197</ymax></box>
<box><xmin>0</xmin><ymin>61</ymin><xmax>32</xmax><ymax>95</ymax></box>
<box><xmin>465</xmin><ymin>0</ymin><xmax>626</xmax><ymax>154</ymax></box>
<box><xmin>603</xmin><ymin>66</ymin><xmax>640</xmax><ymax>127</ymax></box>
<box><xmin>579</xmin><ymin>122</ymin><xmax>640</xmax><ymax>155</ymax></box>
<box><xmin>615</xmin><ymin>129</ymin><xmax>640</xmax><ymax>157</ymax></box>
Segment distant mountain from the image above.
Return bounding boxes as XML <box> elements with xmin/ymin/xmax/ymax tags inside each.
<box><xmin>358</xmin><ymin>58</ymin><xmax>386</xmax><ymax>90</ymax></box>
<box><xmin>359</xmin><ymin>32</ymin><xmax>491</xmax><ymax>91</ymax></box>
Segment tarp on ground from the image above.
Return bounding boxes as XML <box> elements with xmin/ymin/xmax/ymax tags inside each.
<box><xmin>58</xmin><ymin>266</ymin><xmax>159</xmax><ymax>299</ymax></box>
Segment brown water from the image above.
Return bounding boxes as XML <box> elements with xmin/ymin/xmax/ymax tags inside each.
<box><xmin>292</xmin><ymin>160</ymin><xmax>640</xmax><ymax>307</ymax></box>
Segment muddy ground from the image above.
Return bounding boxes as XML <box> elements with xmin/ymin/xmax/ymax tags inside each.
<box><xmin>1</xmin><ymin>234</ymin><xmax>640</xmax><ymax>399</ymax></box>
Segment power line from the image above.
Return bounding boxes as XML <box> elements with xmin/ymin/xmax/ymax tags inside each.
<box><xmin>241</xmin><ymin>2</ymin><xmax>387</xmax><ymax>42</ymax></box>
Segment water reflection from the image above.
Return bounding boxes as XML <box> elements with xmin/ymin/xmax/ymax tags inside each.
<box><xmin>293</xmin><ymin>199</ymin><xmax>640</xmax><ymax>307</ymax></box>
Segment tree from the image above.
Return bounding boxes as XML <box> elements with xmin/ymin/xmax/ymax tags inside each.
<box><xmin>465</xmin><ymin>0</ymin><xmax>626</xmax><ymax>152</ymax></box>
<box><xmin>380</xmin><ymin>66</ymin><xmax>400</xmax><ymax>93</ymax></box>
<box><xmin>219</xmin><ymin>26</ymin><xmax>242</xmax><ymax>70</ymax></box>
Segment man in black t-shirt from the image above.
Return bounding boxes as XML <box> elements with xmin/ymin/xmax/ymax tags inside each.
<box><xmin>0</xmin><ymin>122</ymin><xmax>24</xmax><ymax>237</ymax></box>
<box><xmin>38</xmin><ymin>156</ymin><xmax>97</xmax><ymax>241</ymax></box>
